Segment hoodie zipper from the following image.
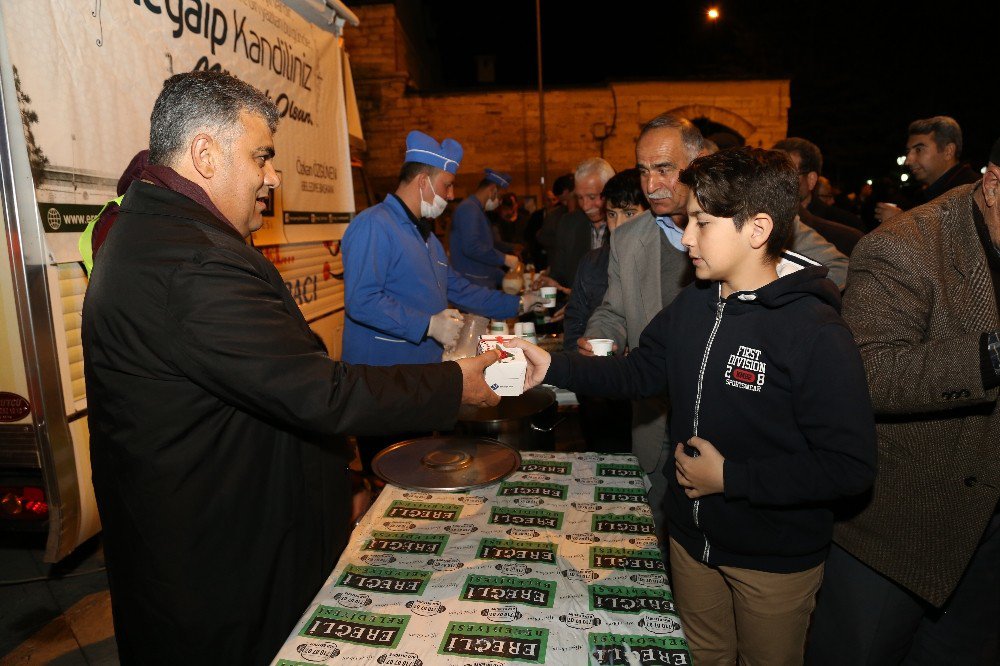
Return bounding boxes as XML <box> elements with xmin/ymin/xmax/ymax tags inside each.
<box><xmin>691</xmin><ymin>285</ymin><xmax>726</xmax><ymax>564</ymax></box>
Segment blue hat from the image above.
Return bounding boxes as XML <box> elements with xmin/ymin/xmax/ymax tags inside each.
<box><xmin>484</xmin><ymin>169</ymin><xmax>512</xmax><ymax>189</ymax></box>
<box><xmin>404</xmin><ymin>130</ymin><xmax>463</xmax><ymax>174</ymax></box>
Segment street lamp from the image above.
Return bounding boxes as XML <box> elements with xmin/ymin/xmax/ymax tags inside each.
<box><xmin>536</xmin><ymin>0</ymin><xmax>547</xmax><ymax>205</ymax></box>
<box><xmin>707</xmin><ymin>7</ymin><xmax>720</xmax><ymax>21</ymax></box>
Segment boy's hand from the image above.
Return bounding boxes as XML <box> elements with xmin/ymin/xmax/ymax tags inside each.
<box><xmin>675</xmin><ymin>437</ymin><xmax>725</xmax><ymax>498</ymax></box>
<box><xmin>500</xmin><ymin>337</ymin><xmax>551</xmax><ymax>390</ymax></box>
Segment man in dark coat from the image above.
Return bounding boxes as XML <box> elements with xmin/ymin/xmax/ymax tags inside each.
<box><xmin>773</xmin><ymin>137</ymin><xmax>864</xmax><ymax>256</ymax></box>
<box><xmin>82</xmin><ymin>71</ymin><xmax>503</xmax><ymax>666</ymax></box>
<box><xmin>810</xmin><ymin>175</ymin><xmax>866</xmax><ymax>232</ymax></box>
<box><xmin>535</xmin><ymin>172</ymin><xmax>575</xmax><ymax>268</ymax></box>
<box><xmin>874</xmin><ymin>115</ymin><xmax>981</xmax><ymax>225</ymax></box>
<box><xmin>548</xmin><ymin>158</ymin><xmax>615</xmax><ymax>289</ymax></box>
<box><xmin>807</xmin><ymin>139</ymin><xmax>1000</xmax><ymax>664</ymax></box>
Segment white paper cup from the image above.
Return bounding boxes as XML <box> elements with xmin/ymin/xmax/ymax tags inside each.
<box><xmin>513</xmin><ymin>323</ymin><xmax>538</xmax><ymax>344</ymax></box>
<box><xmin>489</xmin><ymin>320</ymin><xmax>509</xmax><ymax>335</ymax></box>
<box><xmin>589</xmin><ymin>338</ymin><xmax>614</xmax><ymax>356</ymax></box>
<box><xmin>540</xmin><ymin>286</ymin><xmax>557</xmax><ymax>308</ymax></box>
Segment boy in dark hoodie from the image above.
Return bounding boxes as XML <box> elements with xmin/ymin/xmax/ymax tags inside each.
<box><xmin>507</xmin><ymin>147</ymin><xmax>876</xmax><ymax>665</ymax></box>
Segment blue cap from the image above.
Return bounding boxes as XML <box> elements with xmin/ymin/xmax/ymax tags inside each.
<box><xmin>484</xmin><ymin>169</ymin><xmax>512</xmax><ymax>188</ymax></box>
<box><xmin>404</xmin><ymin>130</ymin><xmax>463</xmax><ymax>174</ymax></box>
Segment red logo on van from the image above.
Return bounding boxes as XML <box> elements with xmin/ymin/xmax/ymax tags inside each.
<box><xmin>0</xmin><ymin>393</ymin><xmax>30</xmax><ymax>422</ymax></box>
<box><xmin>732</xmin><ymin>368</ymin><xmax>756</xmax><ymax>384</ymax></box>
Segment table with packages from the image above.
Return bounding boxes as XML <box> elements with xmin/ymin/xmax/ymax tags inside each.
<box><xmin>271</xmin><ymin>451</ymin><xmax>691</xmax><ymax>666</ymax></box>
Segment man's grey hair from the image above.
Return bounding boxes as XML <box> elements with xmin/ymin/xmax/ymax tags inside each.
<box><xmin>908</xmin><ymin>116</ymin><xmax>963</xmax><ymax>159</ymax></box>
<box><xmin>773</xmin><ymin>137</ymin><xmax>823</xmax><ymax>175</ymax></box>
<box><xmin>149</xmin><ymin>71</ymin><xmax>279</xmax><ymax>166</ymax></box>
<box><xmin>638</xmin><ymin>113</ymin><xmax>704</xmax><ymax>161</ymax></box>
<box><xmin>575</xmin><ymin>157</ymin><xmax>616</xmax><ymax>186</ymax></box>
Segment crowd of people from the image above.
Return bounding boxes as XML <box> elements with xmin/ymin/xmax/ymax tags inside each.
<box><xmin>80</xmin><ymin>68</ymin><xmax>998</xmax><ymax>665</ymax></box>
<box><xmin>341</xmin><ymin>111</ymin><xmax>998</xmax><ymax>665</ymax></box>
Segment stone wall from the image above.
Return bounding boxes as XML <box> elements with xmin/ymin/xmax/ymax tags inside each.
<box><xmin>345</xmin><ymin>5</ymin><xmax>790</xmax><ymax>200</ymax></box>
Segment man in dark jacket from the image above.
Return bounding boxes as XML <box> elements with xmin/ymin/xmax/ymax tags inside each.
<box><xmin>83</xmin><ymin>71</ymin><xmax>503</xmax><ymax>666</ymax></box>
<box><xmin>875</xmin><ymin>115</ymin><xmax>981</xmax><ymax>224</ymax></box>
<box><xmin>773</xmin><ymin>137</ymin><xmax>864</xmax><ymax>256</ymax></box>
<box><xmin>548</xmin><ymin>158</ymin><xmax>615</xmax><ymax>289</ymax></box>
<box><xmin>812</xmin><ymin>175</ymin><xmax>866</xmax><ymax>232</ymax></box>
<box><xmin>535</xmin><ymin>173</ymin><xmax>575</xmax><ymax>266</ymax></box>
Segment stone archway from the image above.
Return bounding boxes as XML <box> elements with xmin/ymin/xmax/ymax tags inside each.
<box><xmin>665</xmin><ymin>104</ymin><xmax>757</xmax><ymax>142</ymax></box>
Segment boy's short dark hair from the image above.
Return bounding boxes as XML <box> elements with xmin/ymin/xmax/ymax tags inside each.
<box><xmin>601</xmin><ymin>168</ymin><xmax>646</xmax><ymax>210</ymax></box>
<box><xmin>679</xmin><ymin>147</ymin><xmax>798</xmax><ymax>259</ymax></box>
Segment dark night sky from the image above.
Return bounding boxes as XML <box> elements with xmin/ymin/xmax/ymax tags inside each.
<box><xmin>349</xmin><ymin>0</ymin><xmax>996</xmax><ymax>193</ymax></box>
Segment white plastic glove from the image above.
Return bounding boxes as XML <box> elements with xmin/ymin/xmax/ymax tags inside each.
<box><xmin>427</xmin><ymin>308</ymin><xmax>464</xmax><ymax>349</ymax></box>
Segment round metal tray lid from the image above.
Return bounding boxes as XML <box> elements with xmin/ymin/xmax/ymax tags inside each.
<box><xmin>372</xmin><ymin>436</ymin><xmax>522</xmax><ymax>492</ymax></box>
<box><xmin>457</xmin><ymin>386</ymin><xmax>556</xmax><ymax>424</ymax></box>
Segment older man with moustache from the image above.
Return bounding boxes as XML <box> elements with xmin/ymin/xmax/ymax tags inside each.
<box><xmin>580</xmin><ymin>113</ymin><xmax>849</xmax><ymax>541</ymax></box>
<box><xmin>548</xmin><ymin>158</ymin><xmax>617</xmax><ymax>290</ymax></box>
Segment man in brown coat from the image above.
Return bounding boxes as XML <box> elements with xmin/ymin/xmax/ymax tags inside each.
<box><xmin>807</xmin><ymin>139</ymin><xmax>1000</xmax><ymax>664</ymax></box>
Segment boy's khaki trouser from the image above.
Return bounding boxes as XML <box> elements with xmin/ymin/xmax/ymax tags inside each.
<box><xmin>669</xmin><ymin>538</ymin><xmax>824</xmax><ymax>666</ymax></box>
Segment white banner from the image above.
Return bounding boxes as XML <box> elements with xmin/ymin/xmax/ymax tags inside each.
<box><xmin>1</xmin><ymin>0</ymin><xmax>354</xmax><ymax>260</ymax></box>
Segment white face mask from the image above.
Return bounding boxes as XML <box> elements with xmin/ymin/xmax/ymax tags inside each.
<box><xmin>420</xmin><ymin>178</ymin><xmax>448</xmax><ymax>219</ymax></box>
<box><xmin>484</xmin><ymin>194</ymin><xmax>500</xmax><ymax>212</ymax></box>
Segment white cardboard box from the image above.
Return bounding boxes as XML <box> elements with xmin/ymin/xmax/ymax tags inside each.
<box><xmin>478</xmin><ymin>335</ymin><xmax>527</xmax><ymax>397</ymax></box>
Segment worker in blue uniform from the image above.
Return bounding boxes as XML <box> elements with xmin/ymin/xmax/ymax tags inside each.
<box><xmin>449</xmin><ymin>168</ymin><xmax>519</xmax><ymax>288</ymax></box>
<box><xmin>342</xmin><ymin>132</ymin><xmax>538</xmax><ymax>367</ymax></box>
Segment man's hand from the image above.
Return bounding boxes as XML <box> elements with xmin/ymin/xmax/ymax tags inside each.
<box><xmin>456</xmin><ymin>351</ymin><xmax>501</xmax><ymax>407</ymax></box>
<box><xmin>577</xmin><ymin>337</ymin><xmax>618</xmax><ymax>357</ymax></box>
<box><xmin>874</xmin><ymin>202</ymin><xmax>902</xmax><ymax>224</ymax></box>
<box><xmin>502</xmin><ymin>337</ymin><xmax>551</xmax><ymax>390</ymax></box>
<box><xmin>550</xmin><ymin>304</ymin><xmax>566</xmax><ymax>323</ymax></box>
<box><xmin>504</xmin><ymin>254</ymin><xmax>520</xmax><ymax>270</ymax></box>
<box><xmin>428</xmin><ymin>309</ymin><xmax>464</xmax><ymax>349</ymax></box>
<box><xmin>674</xmin><ymin>437</ymin><xmax>725</xmax><ymax>498</ymax></box>
<box><xmin>531</xmin><ymin>274</ymin><xmax>569</xmax><ymax>293</ymax></box>
<box><xmin>520</xmin><ymin>292</ymin><xmax>544</xmax><ymax>313</ymax></box>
